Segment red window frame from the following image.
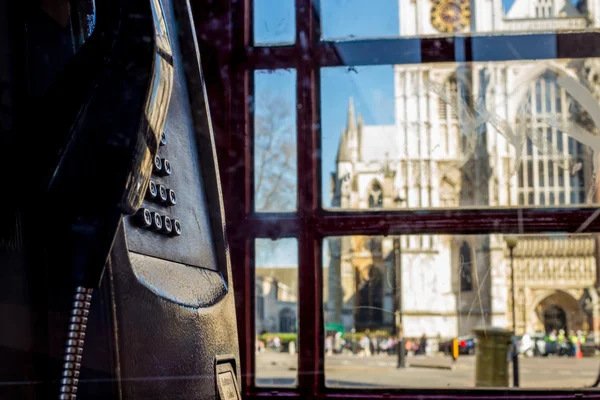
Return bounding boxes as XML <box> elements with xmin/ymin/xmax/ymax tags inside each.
<box><xmin>191</xmin><ymin>0</ymin><xmax>600</xmax><ymax>398</ymax></box>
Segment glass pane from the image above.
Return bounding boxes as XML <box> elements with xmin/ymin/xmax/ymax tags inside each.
<box><xmin>255</xmin><ymin>238</ymin><xmax>298</xmax><ymax>387</ymax></box>
<box><xmin>318</xmin><ymin>0</ymin><xmax>592</xmax><ymax>40</ymax></box>
<box><xmin>324</xmin><ymin>234</ymin><xmax>599</xmax><ymax>389</ymax></box>
<box><xmin>320</xmin><ymin>0</ymin><xmax>399</xmax><ymax>40</ymax></box>
<box><xmin>321</xmin><ymin>59</ymin><xmax>600</xmax><ymax>210</ymax></box>
<box><xmin>254</xmin><ymin>69</ymin><xmax>297</xmax><ymax>212</ymax></box>
<box><xmin>253</xmin><ymin>0</ymin><xmax>295</xmax><ymax>46</ymax></box>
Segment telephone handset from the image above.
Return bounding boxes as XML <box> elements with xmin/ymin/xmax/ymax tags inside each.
<box><xmin>17</xmin><ymin>0</ymin><xmax>173</xmax><ymax>398</ymax></box>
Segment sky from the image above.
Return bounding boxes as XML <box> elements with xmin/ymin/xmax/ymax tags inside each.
<box><xmin>252</xmin><ymin>0</ymin><xmax>580</xmax><ymax>267</ymax></box>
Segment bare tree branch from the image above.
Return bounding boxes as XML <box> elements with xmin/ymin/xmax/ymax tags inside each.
<box><xmin>254</xmin><ymin>90</ymin><xmax>297</xmax><ymax>212</ymax></box>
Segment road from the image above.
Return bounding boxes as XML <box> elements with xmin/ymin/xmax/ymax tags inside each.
<box><xmin>255</xmin><ymin>352</ymin><xmax>600</xmax><ymax>389</ymax></box>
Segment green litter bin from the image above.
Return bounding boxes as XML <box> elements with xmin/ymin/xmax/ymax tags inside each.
<box><xmin>474</xmin><ymin>327</ymin><xmax>512</xmax><ymax>387</ymax></box>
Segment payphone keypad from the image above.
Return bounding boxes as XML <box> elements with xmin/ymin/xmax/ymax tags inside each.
<box><xmin>132</xmin><ymin>131</ymin><xmax>180</xmax><ymax>237</ymax></box>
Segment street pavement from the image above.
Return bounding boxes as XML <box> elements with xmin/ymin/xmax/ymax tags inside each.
<box><xmin>255</xmin><ymin>351</ymin><xmax>600</xmax><ymax>389</ymax></box>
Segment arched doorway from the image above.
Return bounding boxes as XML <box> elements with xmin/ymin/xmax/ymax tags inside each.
<box><xmin>535</xmin><ymin>290</ymin><xmax>582</xmax><ymax>334</ymax></box>
<box><xmin>543</xmin><ymin>305</ymin><xmax>567</xmax><ymax>332</ymax></box>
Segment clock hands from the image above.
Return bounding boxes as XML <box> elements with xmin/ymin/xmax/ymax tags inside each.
<box><xmin>431</xmin><ymin>0</ymin><xmax>471</xmax><ymax>33</ymax></box>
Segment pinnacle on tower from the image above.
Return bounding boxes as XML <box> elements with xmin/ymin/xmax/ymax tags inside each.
<box><xmin>347</xmin><ymin>97</ymin><xmax>357</xmax><ymax>131</ymax></box>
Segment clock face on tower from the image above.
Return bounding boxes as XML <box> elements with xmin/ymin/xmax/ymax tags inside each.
<box><xmin>430</xmin><ymin>0</ymin><xmax>471</xmax><ymax>33</ymax></box>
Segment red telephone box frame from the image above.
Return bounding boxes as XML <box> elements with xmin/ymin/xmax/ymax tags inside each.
<box><xmin>190</xmin><ymin>0</ymin><xmax>600</xmax><ymax>398</ymax></box>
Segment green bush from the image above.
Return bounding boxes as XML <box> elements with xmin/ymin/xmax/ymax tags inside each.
<box><xmin>345</xmin><ymin>329</ymin><xmax>393</xmax><ymax>342</ymax></box>
<box><xmin>258</xmin><ymin>332</ymin><xmax>297</xmax><ymax>346</ymax></box>
<box><xmin>258</xmin><ymin>330</ymin><xmax>394</xmax><ymax>347</ymax></box>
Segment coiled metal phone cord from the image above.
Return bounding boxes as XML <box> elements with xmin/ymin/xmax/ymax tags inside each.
<box><xmin>59</xmin><ymin>286</ymin><xmax>93</xmax><ymax>400</ymax></box>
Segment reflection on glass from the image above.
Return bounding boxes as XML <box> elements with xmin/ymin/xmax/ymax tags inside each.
<box><xmin>254</xmin><ymin>70</ymin><xmax>297</xmax><ymax>212</ymax></box>
<box><xmin>323</xmin><ymin>234</ymin><xmax>598</xmax><ymax>388</ymax></box>
<box><xmin>255</xmin><ymin>238</ymin><xmax>298</xmax><ymax>387</ymax></box>
<box><xmin>322</xmin><ymin>58</ymin><xmax>600</xmax><ymax>209</ymax></box>
<box><xmin>318</xmin><ymin>0</ymin><xmax>592</xmax><ymax>40</ymax></box>
<box><xmin>253</xmin><ymin>0</ymin><xmax>295</xmax><ymax>45</ymax></box>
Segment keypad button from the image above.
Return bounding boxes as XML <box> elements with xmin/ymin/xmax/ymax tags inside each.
<box><xmin>153</xmin><ymin>155</ymin><xmax>163</xmax><ymax>174</ymax></box>
<box><xmin>171</xmin><ymin>219</ymin><xmax>181</xmax><ymax>236</ymax></box>
<box><xmin>158</xmin><ymin>184</ymin><xmax>168</xmax><ymax>203</ymax></box>
<box><xmin>150</xmin><ymin>212</ymin><xmax>163</xmax><ymax>231</ymax></box>
<box><xmin>166</xmin><ymin>189</ymin><xmax>176</xmax><ymax>206</ymax></box>
<box><xmin>157</xmin><ymin>158</ymin><xmax>171</xmax><ymax>177</ymax></box>
<box><xmin>146</xmin><ymin>180</ymin><xmax>158</xmax><ymax>200</ymax></box>
<box><xmin>161</xmin><ymin>216</ymin><xmax>172</xmax><ymax>235</ymax></box>
<box><xmin>134</xmin><ymin>208</ymin><xmax>152</xmax><ymax>228</ymax></box>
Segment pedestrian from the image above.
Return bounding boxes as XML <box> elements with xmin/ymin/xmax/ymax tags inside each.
<box><xmin>578</xmin><ymin>330</ymin><xmax>586</xmax><ymax>345</ymax></box>
<box><xmin>359</xmin><ymin>335</ymin><xmax>370</xmax><ymax>357</ymax></box>
<box><xmin>334</xmin><ymin>331</ymin><xmax>343</xmax><ymax>354</ymax></box>
<box><xmin>420</xmin><ymin>333</ymin><xmax>428</xmax><ymax>356</ymax></box>
<box><xmin>387</xmin><ymin>338</ymin><xmax>394</xmax><ymax>355</ymax></box>
<box><xmin>325</xmin><ymin>335</ymin><xmax>333</xmax><ymax>356</ymax></box>
<box><xmin>545</xmin><ymin>329</ymin><xmax>558</xmax><ymax>355</ymax></box>
<box><xmin>569</xmin><ymin>330</ymin><xmax>578</xmax><ymax>357</ymax></box>
<box><xmin>558</xmin><ymin>329</ymin><xmax>566</xmax><ymax>345</ymax></box>
<box><xmin>405</xmin><ymin>339</ymin><xmax>412</xmax><ymax>356</ymax></box>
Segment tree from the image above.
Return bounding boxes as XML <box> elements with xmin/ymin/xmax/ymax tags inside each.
<box><xmin>254</xmin><ymin>89</ymin><xmax>296</xmax><ymax>212</ymax></box>
<box><xmin>253</xmin><ymin>89</ymin><xmax>298</xmax><ymax>273</ymax></box>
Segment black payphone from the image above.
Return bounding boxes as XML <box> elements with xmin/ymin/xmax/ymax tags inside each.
<box><xmin>0</xmin><ymin>0</ymin><xmax>241</xmax><ymax>399</ymax></box>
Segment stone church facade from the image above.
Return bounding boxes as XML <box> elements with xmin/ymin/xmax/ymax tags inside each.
<box><xmin>326</xmin><ymin>0</ymin><xmax>600</xmax><ymax>341</ymax></box>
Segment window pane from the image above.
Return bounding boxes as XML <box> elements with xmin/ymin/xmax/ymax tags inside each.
<box><xmin>324</xmin><ymin>234</ymin><xmax>598</xmax><ymax>389</ymax></box>
<box><xmin>254</xmin><ymin>69</ymin><xmax>297</xmax><ymax>212</ymax></box>
<box><xmin>320</xmin><ymin>0</ymin><xmax>399</xmax><ymax>40</ymax></box>
<box><xmin>321</xmin><ymin>60</ymin><xmax>600</xmax><ymax>210</ymax></box>
<box><xmin>317</xmin><ymin>0</ymin><xmax>593</xmax><ymax>40</ymax></box>
<box><xmin>253</xmin><ymin>0</ymin><xmax>295</xmax><ymax>46</ymax></box>
<box><xmin>255</xmin><ymin>238</ymin><xmax>298</xmax><ymax>387</ymax></box>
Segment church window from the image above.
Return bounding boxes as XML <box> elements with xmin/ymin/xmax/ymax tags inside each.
<box><xmin>368</xmin><ymin>181</ymin><xmax>383</xmax><ymax>208</ymax></box>
<box><xmin>438</xmin><ymin>76</ymin><xmax>458</xmax><ymax>120</ymax></box>
<box><xmin>518</xmin><ymin>71</ymin><xmax>584</xmax><ymax>206</ymax></box>
<box><xmin>535</xmin><ymin>0</ymin><xmax>553</xmax><ymax>18</ymax></box>
<box><xmin>460</xmin><ymin>242</ymin><xmax>473</xmax><ymax>292</ymax></box>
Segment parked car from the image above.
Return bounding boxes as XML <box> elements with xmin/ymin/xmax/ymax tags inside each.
<box><xmin>458</xmin><ymin>335</ymin><xmax>477</xmax><ymax>355</ymax></box>
<box><xmin>440</xmin><ymin>335</ymin><xmax>476</xmax><ymax>355</ymax></box>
